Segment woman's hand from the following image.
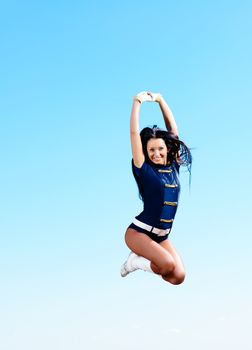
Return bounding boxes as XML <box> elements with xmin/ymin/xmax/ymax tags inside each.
<box><xmin>133</xmin><ymin>91</ymin><xmax>152</xmax><ymax>103</ymax></box>
<box><xmin>134</xmin><ymin>91</ymin><xmax>162</xmax><ymax>104</ymax></box>
<box><xmin>148</xmin><ymin>92</ymin><xmax>162</xmax><ymax>103</ymax></box>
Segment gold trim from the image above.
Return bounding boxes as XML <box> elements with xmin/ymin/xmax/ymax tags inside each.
<box><xmin>158</xmin><ymin>169</ymin><xmax>172</xmax><ymax>173</ymax></box>
<box><xmin>165</xmin><ymin>184</ymin><xmax>177</xmax><ymax>188</ymax></box>
<box><xmin>160</xmin><ymin>218</ymin><xmax>174</xmax><ymax>223</ymax></box>
<box><xmin>164</xmin><ymin>201</ymin><xmax>177</xmax><ymax>206</ymax></box>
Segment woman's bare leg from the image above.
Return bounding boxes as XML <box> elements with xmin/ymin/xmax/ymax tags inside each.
<box><xmin>125</xmin><ymin>228</ymin><xmax>176</xmax><ymax>277</ymax></box>
<box><xmin>159</xmin><ymin>239</ymin><xmax>186</xmax><ymax>285</ymax></box>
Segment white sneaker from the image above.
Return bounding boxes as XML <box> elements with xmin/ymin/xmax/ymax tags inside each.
<box><xmin>120</xmin><ymin>252</ymin><xmax>139</xmax><ymax>277</ymax></box>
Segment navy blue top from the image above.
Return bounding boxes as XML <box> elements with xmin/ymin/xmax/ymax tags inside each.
<box><xmin>132</xmin><ymin>160</ymin><xmax>180</xmax><ymax>230</ymax></box>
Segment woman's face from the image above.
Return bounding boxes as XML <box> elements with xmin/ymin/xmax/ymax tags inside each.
<box><xmin>146</xmin><ymin>138</ymin><xmax>168</xmax><ymax>165</ymax></box>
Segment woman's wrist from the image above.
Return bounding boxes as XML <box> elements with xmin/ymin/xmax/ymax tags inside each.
<box><xmin>155</xmin><ymin>94</ymin><xmax>163</xmax><ymax>103</ymax></box>
<box><xmin>133</xmin><ymin>97</ymin><xmax>142</xmax><ymax>104</ymax></box>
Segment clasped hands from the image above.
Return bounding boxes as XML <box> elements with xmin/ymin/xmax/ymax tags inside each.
<box><xmin>134</xmin><ymin>91</ymin><xmax>162</xmax><ymax>104</ymax></box>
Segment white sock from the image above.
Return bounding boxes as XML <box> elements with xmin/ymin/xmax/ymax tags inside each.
<box><xmin>129</xmin><ymin>254</ymin><xmax>153</xmax><ymax>273</ymax></box>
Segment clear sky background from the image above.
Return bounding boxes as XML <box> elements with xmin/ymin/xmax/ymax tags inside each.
<box><xmin>1</xmin><ymin>1</ymin><xmax>252</xmax><ymax>349</ymax></box>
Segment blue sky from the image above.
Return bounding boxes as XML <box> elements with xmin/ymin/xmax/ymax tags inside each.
<box><xmin>1</xmin><ymin>1</ymin><xmax>252</xmax><ymax>349</ymax></box>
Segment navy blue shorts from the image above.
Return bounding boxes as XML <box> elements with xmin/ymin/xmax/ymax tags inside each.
<box><xmin>128</xmin><ymin>223</ymin><xmax>169</xmax><ymax>243</ymax></box>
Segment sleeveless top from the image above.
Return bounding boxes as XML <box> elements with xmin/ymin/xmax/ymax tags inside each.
<box><xmin>132</xmin><ymin>160</ymin><xmax>180</xmax><ymax>230</ymax></box>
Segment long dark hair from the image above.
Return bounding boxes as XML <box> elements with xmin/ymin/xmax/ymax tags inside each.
<box><xmin>133</xmin><ymin>125</ymin><xmax>192</xmax><ymax>200</ymax></box>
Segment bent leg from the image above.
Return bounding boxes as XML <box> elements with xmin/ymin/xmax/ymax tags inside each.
<box><xmin>159</xmin><ymin>240</ymin><xmax>186</xmax><ymax>285</ymax></box>
<box><xmin>125</xmin><ymin>228</ymin><xmax>176</xmax><ymax>277</ymax></box>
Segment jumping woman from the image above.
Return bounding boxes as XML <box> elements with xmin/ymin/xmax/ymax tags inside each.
<box><xmin>120</xmin><ymin>91</ymin><xmax>192</xmax><ymax>285</ymax></box>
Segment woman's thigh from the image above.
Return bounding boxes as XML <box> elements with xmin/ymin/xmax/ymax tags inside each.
<box><xmin>159</xmin><ymin>239</ymin><xmax>186</xmax><ymax>283</ymax></box>
<box><xmin>125</xmin><ymin>228</ymin><xmax>174</xmax><ymax>268</ymax></box>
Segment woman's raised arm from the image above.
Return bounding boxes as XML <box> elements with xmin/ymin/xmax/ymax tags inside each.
<box><xmin>130</xmin><ymin>99</ymin><xmax>145</xmax><ymax>168</ymax></box>
<box><xmin>153</xmin><ymin>94</ymin><xmax>179</xmax><ymax>137</ymax></box>
<box><xmin>130</xmin><ymin>92</ymin><xmax>153</xmax><ymax>168</ymax></box>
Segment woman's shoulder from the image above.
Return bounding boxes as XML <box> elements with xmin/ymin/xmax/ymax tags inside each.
<box><xmin>132</xmin><ymin>159</ymin><xmax>179</xmax><ymax>171</ymax></box>
<box><xmin>132</xmin><ymin>159</ymin><xmax>148</xmax><ymax>170</ymax></box>
<box><xmin>132</xmin><ymin>159</ymin><xmax>154</xmax><ymax>176</ymax></box>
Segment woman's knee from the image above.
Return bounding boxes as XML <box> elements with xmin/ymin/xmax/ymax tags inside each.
<box><xmin>152</xmin><ymin>257</ymin><xmax>176</xmax><ymax>276</ymax></box>
<box><xmin>168</xmin><ymin>270</ymin><xmax>186</xmax><ymax>285</ymax></box>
